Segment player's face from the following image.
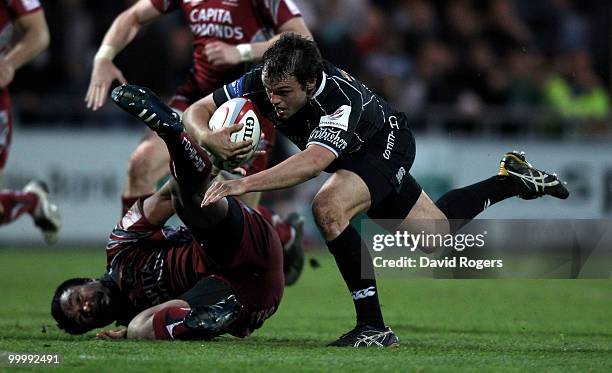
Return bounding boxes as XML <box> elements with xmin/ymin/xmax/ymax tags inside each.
<box><xmin>60</xmin><ymin>281</ymin><xmax>115</xmax><ymax>330</ymax></box>
<box><xmin>262</xmin><ymin>71</ymin><xmax>315</xmax><ymax>120</ymax></box>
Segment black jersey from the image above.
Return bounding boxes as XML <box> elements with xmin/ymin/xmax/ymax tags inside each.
<box><xmin>213</xmin><ymin>61</ymin><xmax>410</xmax><ymax>162</ymax></box>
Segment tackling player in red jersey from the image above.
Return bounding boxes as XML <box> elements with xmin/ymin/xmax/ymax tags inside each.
<box><xmin>0</xmin><ymin>0</ymin><xmax>60</xmax><ymax>243</ymax></box>
<box><xmin>51</xmin><ymin>84</ymin><xmax>295</xmax><ymax>340</ymax></box>
<box><xmin>84</xmin><ymin>0</ymin><xmax>310</xmax><ymax>277</ymax></box>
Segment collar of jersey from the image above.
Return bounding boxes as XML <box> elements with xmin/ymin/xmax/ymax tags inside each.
<box><xmin>313</xmin><ymin>71</ymin><xmax>327</xmax><ymax>99</ymax></box>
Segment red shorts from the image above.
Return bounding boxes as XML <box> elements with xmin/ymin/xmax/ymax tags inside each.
<box><xmin>0</xmin><ymin>89</ymin><xmax>12</xmax><ymax>170</ymax></box>
<box><xmin>168</xmin><ymin>75</ymin><xmax>275</xmax><ymax>176</ymax></box>
<box><xmin>188</xmin><ymin>198</ymin><xmax>284</xmax><ymax>336</ymax></box>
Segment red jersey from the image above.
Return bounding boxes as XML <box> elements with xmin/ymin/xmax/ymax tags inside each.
<box><xmin>0</xmin><ymin>0</ymin><xmax>42</xmax><ymax>56</ymax></box>
<box><xmin>104</xmin><ymin>198</ymin><xmax>284</xmax><ymax>332</ymax></box>
<box><xmin>149</xmin><ymin>0</ymin><xmax>301</xmax><ymax>92</ymax></box>
<box><xmin>0</xmin><ymin>0</ymin><xmax>42</xmax><ymax>168</ymax></box>
<box><xmin>105</xmin><ymin>205</ymin><xmax>210</xmax><ymax>319</ymax></box>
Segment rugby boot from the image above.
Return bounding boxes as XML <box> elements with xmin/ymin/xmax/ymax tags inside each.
<box><xmin>282</xmin><ymin>212</ymin><xmax>305</xmax><ymax>286</ymax></box>
<box><xmin>327</xmin><ymin>324</ymin><xmax>399</xmax><ymax>348</ymax></box>
<box><xmin>23</xmin><ymin>180</ymin><xmax>61</xmax><ymax>244</ymax></box>
<box><xmin>498</xmin><ymin>151</ymin><xmax>569</xmax><ymax>200</ymax></box>
<box><xmin>184</xmin><ymin>294</ymin><xmax>242</xmax><ymax>338</ymax></box>
<box><xmin>111</xmin><ymin>84</ymin><xmax>183</xmax><ymax>134</ymax></box>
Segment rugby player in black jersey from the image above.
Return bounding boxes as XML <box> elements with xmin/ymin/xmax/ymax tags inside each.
<box><xmin>123</xmin><ymin>34</ymin><xmax>570</xmax><ymax>347</ymax></box>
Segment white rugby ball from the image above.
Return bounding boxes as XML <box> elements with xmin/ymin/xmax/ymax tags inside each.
<box><xmin>208</xmin><ymin>97</ymin><xmax>262</xmax><ymax>170</ymax></box>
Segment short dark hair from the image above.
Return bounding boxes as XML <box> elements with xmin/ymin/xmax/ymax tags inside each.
<box><xmin>51</xmin><ymin>277</ymin><xmax>95</xmax><ymax>335</ymax></box>
<box><xmin>262</xmin><ymin>33</ymin><xmax>323</xmax><ymax>88</ymax></box>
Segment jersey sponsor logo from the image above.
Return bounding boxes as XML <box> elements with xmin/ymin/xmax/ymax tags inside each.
<box><xmin>189</xmin><ymin>8</ymin><xmax>244</xmax><ymax>39</ymax></box>
<box><xmin>396</xmin><ymin>166</ymin><xmax>406</xmax><ymax>185</ymax></box>
<box><xmin>141</xmin><ymin>251</ymin><xmax>169</xmax><ymax>305</ymax></box>
<box><xmin>383</xmin><ymin>131</ymin><xmax>395</xmax><ymax>160</ymax></box>
<box><xmin>309</xmin><ymin>127</ymin><xmax>348</xmax><ymax>151</ymax></box>
<box><xmin>183</xmin><ymin>0</ymin><xmax>204</xmax><ymax>5</ymax></box>
<box><xmin>319</xmin><ymin>105</ymin><xmax>351</xmax><ymax>131</ymax></box>
<box><xmin>351</xmin><ymin>286</ymin><xmax>376</xmax><ymax>300</ymax></box>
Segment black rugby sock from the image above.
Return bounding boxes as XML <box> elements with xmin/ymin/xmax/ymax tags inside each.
<box><xmin>327</xmin><ymin>224</ymin><xmax>385</xmax><ymax>328</ymax></box>
<box><xmin>435</xmin><ymin>176</ymin><xmax>520</xmax><ymax>232</ymax></box>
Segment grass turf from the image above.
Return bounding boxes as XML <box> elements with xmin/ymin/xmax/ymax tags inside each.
<box><xmin>0</xmin><ymin>248</ymin><xmax>611</xmax><ymax>372</ymax></box>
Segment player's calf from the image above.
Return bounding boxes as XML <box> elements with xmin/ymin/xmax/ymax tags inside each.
<box><xmin>112</xmin><ymin>84</ymin><xmax>214</xmax><ymax>187</ymax></box>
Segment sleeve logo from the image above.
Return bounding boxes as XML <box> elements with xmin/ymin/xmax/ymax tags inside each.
<box><xmin>309</xmin><ymin>127</ymin><xmax>348</xmax><ymax>151</ymax></box>
<box><xmin>228</xmin><ymin>77</ymin><xmax>243</xmax><ymax>98</ymax></box>
<box><xmin>319</xmin><ymin>105</ymin><xmax>351</xmax><ymax>131</ymax></box>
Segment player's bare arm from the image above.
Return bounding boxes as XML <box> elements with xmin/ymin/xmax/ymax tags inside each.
<box><xmin>85</xmin><ymin>0</ymin><xmax>162</xmax><ymax>110</ymax></box>
<box><xmin>204</xmin><ymin>17</ymin><xmax>312</xmax><ymax>67</ymax></box>
<box><xmin>0</xmin><ymin>10</ymin><xmax>49</xmax><ymax>88</ymax></box>
<box><xmin>140</xmin><ymin>181</ymin><xmax>175</xmax><ymax>226</ymax></box>
<box><xmin>96</xmin><ymin>299</ymin><xmax>189</xmax><ymax>340</ymax></box>
<box><xmin>183</xmin><ymin>94</ymin><xmax>254</xmax><ymax>161</ymax></box>
<box><xmin>202</xmin><ymin>144</ymin><xmax>335</xmax><ymax>206</ymax></box>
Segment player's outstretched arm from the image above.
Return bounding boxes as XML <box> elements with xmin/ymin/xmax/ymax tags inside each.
<box><xmin>202</xmin><ymin>144</ymin><xmax>335</xmax><ymax>206</ymax></box>
<box><xmin>183</xmin><ymin>94</ymin><xmax>254</xmax><ymax>161</ymax></box>
<box><xmin>85</xmin><ymin>0</ymin><xmax>162</xmax><ymax>111</ymax></box>
<box><xmin>204</xmin><ymin>16</ymin><xmax>312</xmax><ymax>66</ymax></box>
<box><xmin>96</xmin><ymin>299</ymin><xmax>189</xmax><ymax>340</ymax></box>
<box><xmin>0</xmin><ymin>10</ymin><xmax>49</xmax><ymax>88</ymax></box>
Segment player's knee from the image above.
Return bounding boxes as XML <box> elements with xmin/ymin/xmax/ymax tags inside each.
<box><xmin>312</xmin><ymin>194</ymin><xmax>346</xmax><ymax>241</ymax></box>
<box><xmin>127</xmin><ymin>143</ymin><xmax>160</xmax><ymax>182</ymax></box>
<box><xmin>127</xmin><ymin>315</ymin><xmax>155</xmax><ymax>340</ymax></box>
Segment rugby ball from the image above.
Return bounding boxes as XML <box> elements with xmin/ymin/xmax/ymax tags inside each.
<box><xmin>208</xmin><ymin>97</ymin><xmax>262</xmax><ymax>170</ymax></box>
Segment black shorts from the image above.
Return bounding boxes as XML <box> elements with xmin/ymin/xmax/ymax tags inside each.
<box><xmin>326</xmin><ymin>115</ymin><xmax>422</xmax><ymax>219</ymax></box>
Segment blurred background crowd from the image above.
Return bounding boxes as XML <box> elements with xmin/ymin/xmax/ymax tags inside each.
<box><xmin>4</xmin><ymin>0</ymin><xmax>611</xmax><ymax>246</ymax></box>
<box><xmin>12</xmin><ymin>0</ymin><xmax>612</xmax><ymax>139</ymax></box>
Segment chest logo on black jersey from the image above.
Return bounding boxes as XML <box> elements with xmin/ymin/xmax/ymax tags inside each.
<box><xmin>309</xmin><ymin>127</ymin><xmax>348</xmax><ymax>151</ymax></box>
<box><xmin>319</xmin><ymin>105</ymin><xmax>351</xmax><ymax>132</ymax></box>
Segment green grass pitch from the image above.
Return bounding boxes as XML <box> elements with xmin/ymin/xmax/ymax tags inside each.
<box><xmin>0</xmin><ymin>248</ymin><xmax>611</xmax><ymax>372</ymax></box>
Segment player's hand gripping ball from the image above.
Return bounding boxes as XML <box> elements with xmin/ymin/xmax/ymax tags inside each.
<box><xmin>208</xmin><ymin>98</ymin><xmax>262</xmax><ymax>170</ymax></box>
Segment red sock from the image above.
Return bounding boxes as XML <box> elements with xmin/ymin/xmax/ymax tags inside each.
<box><xmin>152</xmin><ymin>306</ymin><xmax>193</xmax><ymax>340</ymax></box>
<box><xmin>0</xmin><ymin>190</ymin><xmax>38</xmax><ymax>226</ymax></box>
<box><xmin>164</xmin><ymin>132</ymin><xmax>212</xmax><ymax>186</ymax></box>
<box><xmin>121</xmin><ymin>194</ymin><xmax>153</xmax><ymax>216</ymax></box>
<box><xmin>257</xmin><ymin>205</ymin><xmax>294</xmax><ymax>249</ymax></box>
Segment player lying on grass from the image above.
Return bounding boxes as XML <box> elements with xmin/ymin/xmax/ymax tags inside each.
<box><xmin>51</xmin><ymin>86</ymin><xmax>303</xmax><ymax>339</ymax></box>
